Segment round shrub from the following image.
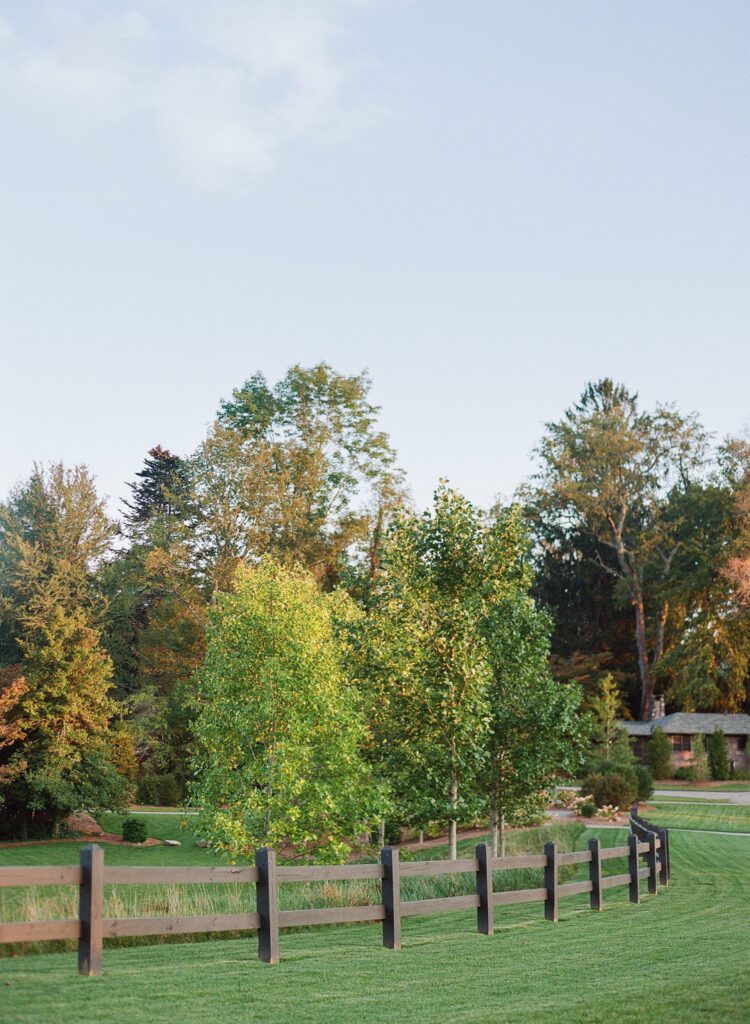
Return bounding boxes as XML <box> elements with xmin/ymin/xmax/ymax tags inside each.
<box><xmin>578</xmin><ymin>801</ymin><xmax>596</xmax><ymax>818</ymax></box>
<box><xmin>673</xmin><ymin>765</ymin><xmax>695</xmax><ymax>782</ymax></box>
<box><xmin>583</xmin><ymin>771</ymin><xmax>637</xmax><ymax>811</ymax></box>
<box><xmin>122</xmin><ymin>816</ymin><xmax>148</xmax><ymax>844</ymax></box>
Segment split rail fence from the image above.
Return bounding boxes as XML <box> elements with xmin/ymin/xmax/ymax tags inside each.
<box><xmin>0</xmin><ymin>810</ymin><xmax>669</xmax><ymax>975</ymax></box>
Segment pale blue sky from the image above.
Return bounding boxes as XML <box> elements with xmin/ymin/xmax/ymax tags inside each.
<box><xmin>1</xmin><ymin>1</ymin><xmax>748</xmax><ymax>513</ymax></box>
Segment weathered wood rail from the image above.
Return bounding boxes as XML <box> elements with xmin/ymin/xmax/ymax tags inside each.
<box><xmin>0</xmin><ymin>817</ymin><xmax>669</xmax><ymax>975</ymax></box>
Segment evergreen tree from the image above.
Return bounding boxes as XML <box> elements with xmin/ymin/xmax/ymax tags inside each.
<box><xmin>0</xmin><ymin>464</ymin><xmax>128</xmax><ymax>837</ymax></box>
<box><xmin>646</xmin><ymin>726</ymin><xmax>673</xmax><ymax>780</ymax></box>
<box><xmin>708</xmin><ymin>728</ymin><xmax>730</xmax><ymax>780</ymax></box>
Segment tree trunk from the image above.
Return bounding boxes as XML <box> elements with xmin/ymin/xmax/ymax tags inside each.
<box><xmin>499</xmin><ymin>813</ymin><xmax>505</xmax><ymax>858</ymax></box>
<box><xmin>378</xmin><ymin>819</ymin><xmax>386</xmax><ymax>848</ymax></box>
<box><xmin>418</xmin><ymin>829</ymin><xmax>424</xmax><ymax>846</ymax></box>
<box><xmin>633</xmin><ymin>590</ymin><xmax>653</xmax><ymax>720</ymax></box>
<box><xmin>490</xmin><ymin>761</ymin><xmax>500</xmax><ymax>858</ymax></box>
<box><xmin>449</xmin><ymin>761</ymin><xmax>458</xmax><ymax>861</ymax></box>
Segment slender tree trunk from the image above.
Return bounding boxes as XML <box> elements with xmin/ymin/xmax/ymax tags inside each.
<box><xmin>490</xmin><ymin>758</ymin><xmax>500</xmax><ymax>858</ymax></box>
<box><xmin>418</xmin><ymin>829</ymin><xmax>424</xmax><ymax>846</ymax></box>
<box><xmin>633</xmin><ymin>590</ymin><xmax>653</xmax><ymax>720</ymax></box>
<box><xmin>449</xmin><ymin>752</ymin><xmax>458</xmax><ymax>860</ymax></box>
<box><xmin>499</xmin><ymin>813</ymin><xmax>505</xmax><ymax>858</ymax></box>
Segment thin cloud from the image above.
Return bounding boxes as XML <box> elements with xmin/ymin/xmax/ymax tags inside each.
<box><xmin>0</xmin><ymin>1</ymin><xmax>381</xmax><ymax>188</ymax></box>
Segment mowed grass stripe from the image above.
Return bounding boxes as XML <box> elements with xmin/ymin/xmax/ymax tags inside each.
<box><xmin>1</xmin><ymin>829</ymin><xmax>748</xmax><ymax>1024</ymax></box>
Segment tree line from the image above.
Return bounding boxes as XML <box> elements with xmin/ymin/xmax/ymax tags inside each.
<box><xmin>0</xmin><ymin>365</ymin><xmax>748</xmax><ymax>850</ymax></box>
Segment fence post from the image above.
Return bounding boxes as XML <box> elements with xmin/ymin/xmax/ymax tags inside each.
<box><xmin>475</xmin><ymin>843</ymin><xmax>493</xmax><ymax>935</ymax></box>
<box><xmin>662</xmin><ymin>828</ymin><xmax>671</xmax><ymax>884</ymax></box>
<box><xmin>78</xmin><ymin>843</ymin><xmax>104</xmax><ymax>976</ymax></box>
<box><xmin>588</xmin><ymin>837</ymin><xmax>602</xmax><ymax>912</ymax></box>
<box><xmin>381</xmin><ymin>846</ymin><xmax>401</xmax><ymax>950</ymax></box>
<box><xmin>544</xmin><ymin>842</ymin><xmax>558</xmax><ymax>922</ymax></box>
<box><xmin>627</xmin><ymin>833</ymin><xmax>640</xmax><ymax>905</ymax></box>
<box><xmin>255</xmin><ymin>847</ymin><xmax>279</xmax><ymax>964</ymax></box>
<box><xmin>646</xmin><ymin>831</ymin><xmax>658</xmax><ymax>895</ymax></box>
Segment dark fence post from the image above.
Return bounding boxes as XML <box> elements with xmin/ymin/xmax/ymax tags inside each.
<box><xmin>78</xmin><ymin>843</ymin><xmax>104</xmax><ymax>976</ymax></box>
<box><xmin>381</xmin><ymin>846</ymin><xmax>401</xmax><ymax>950</ymax></box>
<box><xmin>588</xmin><ymin>837</ymin><xmax>602</xmax><ymax>912</ymax></box>
<box><xmin>663</xmin><ymin>828</ymin><xmax>671</xmax><ymax>883</ymax></box>
<box><xmin>646</xmin><ymin>832</ymin><xmax>658</xmax><ymax>895</ymax></box>
<box><xmin>475</xmin><ymin>843</ymin><xmax>493</xmax><ymax>935</ymax></box>
<box><xmin>658</xmin><ymin>828</ymin><xmax>669</xmax><ymax>885</ymax></box>
<box><xmin>255</xmin><ymin>847</ymin><xmax>279</xmax><ymax>964</ymax></box>
<box><xmin>627</xmin><ymin>833</ymin><xmax>640</xmax><ymax>905</ymax></box>
<box><xmin>544</xmin><ymin>842</ymin><xmax>558</xmax><ymax>922</ymax></box>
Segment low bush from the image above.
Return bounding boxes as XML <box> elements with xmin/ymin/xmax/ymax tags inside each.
<box><xmin>674</xmin><ymin>766</ymin><xmax>696</xmax><ymax>781</ymax></box>
<box><xmin>583</xmin><ymin>771</ymin><xmax>637</xmax><ymax>811</ymax></box>
<box><xmin>731</xmin><ymin>767</ymin><xmax>750</xmax><ymax>781</ymax></box>
<box><xmin>578</xmin><ymin>801</ymin><xmax>596</xmax><ymax>818</ymax></box>
<box><xmin>122</xmin><ymin>817</ymin><xmax>148</xmax><ymax>844</ymax></box>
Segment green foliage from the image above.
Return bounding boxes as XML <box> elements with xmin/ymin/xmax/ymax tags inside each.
<box><xmin>634</xmin><ymin>765</ymin><xmax>654</xmax><ymax>801</ymax></box>
<box><xmin>691</xmin><ymin>734</ymin><xmax>710</xmax><ymax>782</ymax></box>
<box><xmin>190</xmin><ymin>561</ymin><xmax>384</xmax><ymax>862</ymax></box>
<box><xmin>585</xmin><ymin>771</ymin><xmax>637</xmax><ymax>810</ymax></box>
<box><xmin>587</xmin><ymin>675</ymin><xmax>625</xmax><ymax>756</ymax></box>
<box><xmin>136</xmin><ymin>773</ymin><xmax>184</xmax><ymax>807</ymax></box>
<box><xmin>527</xmin><ymin>378</ymin><xmax>708</xmax><ymax>718</ymax></box>
<box><xmin>646</xmin><ymin>727</ymin><xmax>673</xmax><ymax>779</ymax></box>
<box><xmin>0</xmin><ymin>464</ymin><xmax>122</xmax><ymax>838</ymax></box>
<box><xmin>708</xmin><ymin>728</ymin><xmax>730</xmax><ymax>781</ymax></box>
<box><xmin>122</xmin><ymin>816</ymin><xmax>148</xmax><ymax>843</ymax></box>
<box><xmin>578</xmin><ymin>801</ymin><xmax>596</xmax><ymax>818</ymax></box>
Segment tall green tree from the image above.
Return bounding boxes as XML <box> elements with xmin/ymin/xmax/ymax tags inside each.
<box><xmin>0</xmin><ymin>464</ymin><xmax>128</xmax><ymax>837</ymax></box>
<box><xmin>188</xmin><ymin>364</ymin><xmax>403</xmax><ymax>593</ymax></box>
<box><xmin>527</xmin><ymin>379</ymin><xmax>707</xmax><ymax>719</ymax></box>
<box><xmin>190</xmin><ymin>561</ymin><xmax>383</xmax><ymax>862</ymax></box>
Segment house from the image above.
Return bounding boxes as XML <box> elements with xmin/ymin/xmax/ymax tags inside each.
<box><xmin>622</xmin><ymin>713</ymin><xmax>750</xmax><ymax>774</ymax></box>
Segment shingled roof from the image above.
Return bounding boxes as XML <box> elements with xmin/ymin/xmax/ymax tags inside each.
<box><xmin>621</xmin><ymin>713</ymin><xmax>750</xmax><ymax>737</ymax></box>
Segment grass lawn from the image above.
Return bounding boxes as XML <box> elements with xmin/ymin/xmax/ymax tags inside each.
<box><xmin>654</xmin><ymin>780</ymin><xmax>750</xmax><ymax>792</ymax></box>
<box><xmin>643</xmin><ymin>802</ymin><xmax>750</xmax><ymax>834</ymax></box>
<box><xmin>0</xmin><ymin>827</ymin><xmax>748</xmax><ymax>1023</ymax></box>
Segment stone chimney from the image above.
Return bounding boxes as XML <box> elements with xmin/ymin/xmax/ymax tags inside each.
<box><xmin>650</xmin><ymin>694</ymin><xmax>666</xmax><ymax>720</ymax></box>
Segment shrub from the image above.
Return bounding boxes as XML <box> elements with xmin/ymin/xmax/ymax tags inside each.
<box><xmin>136</xmin><ymin>773</ymin><xmax>183</xmax><ymax>807</ymax></box>
<box><xmin>708</xmin><ymin>729</ymin><xmax>730</xmax><ymax>781</ymax></box>
<box><xmin>674</xmin><ymin>766</ymin><xmax>696</xmax><ymax>781</ymax></box>
<box><xmin>646</xmin><ymin>727</ymin><xmax>672</xmax><ymax>779</ymax></box>
<box><xmin>691</xmin><ymin>734</ymin><xmax>710</xmax><ymax>782</ymax></box>
<box><xmin>578</xmin><ymin>801</ymin><xmax>596</xmax><ymax>818</ymax></box>
<box><xmin>731</xmin><ymin>767</ymin><xmax>750</xmax><ymax>781</ymax></box>
<box><xmin>122</xmin><ymin>817</ymin><xmax>148</xmax><ymax>844</ymax></box>
<box><xmin>583</xmin><ymin>771</ymin><xmax>637</xmax><ymax>811</ymax></box>
<box><xmin>598</xmin><ymin>804</ymin><xmax>620</xmax><ymax>822</ymax></box>
<box><xmin>634</xmin><ymin>765</ymin><xmax>654</xmax><ymax>801</ymax></box>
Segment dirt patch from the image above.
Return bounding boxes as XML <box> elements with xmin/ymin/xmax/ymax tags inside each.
<box><xmin>0</xmin><ymin>833</ymin><xmax>163</xmax><ymax>849</ymax></box>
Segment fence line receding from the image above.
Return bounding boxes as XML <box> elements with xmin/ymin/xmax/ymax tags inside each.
<box><xmin>0</xmin><ymin>809</ymin><xmax>670</xmax><ymax>974</ymax></box>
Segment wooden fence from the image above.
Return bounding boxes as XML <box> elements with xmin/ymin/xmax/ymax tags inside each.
<box><xmin>0</xmin><ymin>816</ymin><xmax>669</xmax><ymax>975</ymax></box>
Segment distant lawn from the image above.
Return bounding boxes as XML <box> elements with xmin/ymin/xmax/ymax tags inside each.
<box><xmin>654</xmin><ymin>780</ymin><xmax>750</xmax><ymax>792</ymax></box>
<box><xmin>1</xmin><ymin>828</ymin><xmax>748</xmax><ymax>1024</ymax></box>
<box><xmin>644</xmin><ymin>802</ymin><xmax>750</xmax><ymax>833</ymax></box>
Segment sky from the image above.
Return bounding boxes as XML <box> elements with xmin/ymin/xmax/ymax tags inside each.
<box><xmin>1</xmin><ymin>1</ymin><xmax>749</xmax><ymax>515</ymax></box>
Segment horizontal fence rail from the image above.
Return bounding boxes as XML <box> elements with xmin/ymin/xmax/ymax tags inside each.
<box><xmin>0</xmin><ymin>816</ymin><xmax>670</xmax><ymax>975</ymax></box>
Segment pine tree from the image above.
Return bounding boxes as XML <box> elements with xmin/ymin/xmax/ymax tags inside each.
<box><xmin>708</xmin><ymin>728</ymin><xmax>730</xmax><ymax>780</ymax></box>
<box><xmin>646</xmin><ymin>726</ymin><xmax>673</xmax><ymax>780</ymax></box>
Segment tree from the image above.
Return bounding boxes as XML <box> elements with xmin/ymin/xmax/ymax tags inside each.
<box><xmin>364</xmin><ymin>486</ymin><xmax>493</xmax><ymax>859</ymax></box>
<box><xmin>527</xmin><ymin>379</ymin><xmax>707</xmax><ymax>719</ymax></box>
<box><xmin>646</xmin><ymin>726</ymin><xmax>672</xmax><ymax>780</ymax></box>
<box><xmin>587</xmin><ymin>674</ymin><xmax>626</xmax><ymax>757</ymax></box>
<box><xmin>482</xmin><ymin>584</ymin><xmax>586</xmax><ymax>855</ymax></box>
<box><xmin>188</xmin><ymin>364</ymin><xmax>403</xmax><ymax>592</ymax></box>
<box><xmin>189</xmin><ymin>561</ymin><xmax>383</xmax><ymax>862</ymax></box>
<box><xmin>691</xmin><ymin>733</ymin><xmax>710</xmax><ymax>782</ymax></box>
<box><xmin>708</xmin><ymin>728</ymin><xmax>730</xmax><ymax>781</ymax></box>
<box><xmin>0</xmin><ymin>464</ymin><xmax>127</xmax><ymax>837</ymax></box>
